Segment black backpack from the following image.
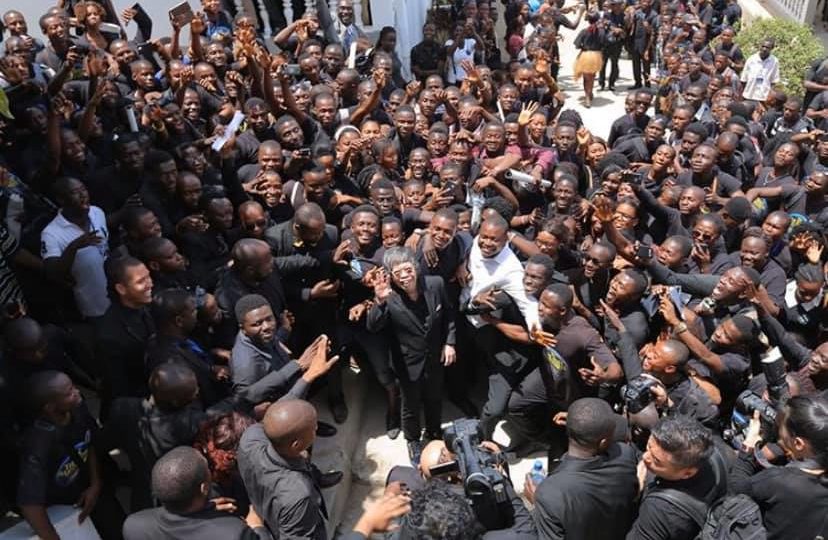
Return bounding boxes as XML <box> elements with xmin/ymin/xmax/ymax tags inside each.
<box><xmin>650</xmin><ymin>451</ymin><xmax>768</xmax><ymax>540</ymax></box>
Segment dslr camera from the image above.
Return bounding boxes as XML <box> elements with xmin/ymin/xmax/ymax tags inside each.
<box><xmin>621</xmin><ymin>375</ymin><xmax>659</xmax><ymax>413</ymax></box>
<box><xmin>431</xmin><ymin>418</ymin><xmax>511</xmax><ymax>531</ymax></box>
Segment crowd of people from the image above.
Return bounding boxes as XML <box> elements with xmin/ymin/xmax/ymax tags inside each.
<box><xmin>0</xmin><ymin>0</ymin><xmax>827</xmax><ymax>538</ymax></box>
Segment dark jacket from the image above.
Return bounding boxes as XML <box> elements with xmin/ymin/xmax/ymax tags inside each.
<box><xmin>366</xmin><ymin>275</ymin><xmax>455</xmax><ymax>381</ymax></box>
<box><xmin>215</xmin><ymin>268</ymin><xmax>286</xmax><ymax>348</ymax></box>
<box><xmin>265</xmin><ymin>219</ymin><xmax>339</xmax><ymax>304</ymax></box>
<box><xmin>145</xmin><ymin>334</ymin><xmax>227</xmax><ymax>407</ymax></box>
<box><xmin>95</xmin><ymin>301</ymin><xmax>156</xmax><ymax>399</ymax></box>
<box><xmin>237</xmin><ymin>424</ymin><xmax>327</xmax><ymax>540</ymax></box>
<box><xmin>534</xmin><ymin>443</ymin><xmax>639</xmax><ymax>540</ymax></box>
<box><xmin>123</xmin><ymin>505</ymin><xmax>267</xmax><ymax>540</ymax></box>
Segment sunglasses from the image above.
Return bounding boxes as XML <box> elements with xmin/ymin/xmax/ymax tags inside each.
<box><xmin>244</xmin><ymin>219</ymin><xmax>268</xmax><ymax>231</ymax></box>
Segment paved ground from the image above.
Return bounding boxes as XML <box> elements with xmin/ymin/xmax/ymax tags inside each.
<box><xmin>328</xmin><ymin>25</ymin><xmax>636</xmax><ymax>538</ymax></box>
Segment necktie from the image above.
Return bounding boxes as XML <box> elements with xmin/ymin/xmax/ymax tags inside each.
<box><xmin>344</xmin><ymin>26</ymin><xmax>355</xmax><ymax>51</ymax></box>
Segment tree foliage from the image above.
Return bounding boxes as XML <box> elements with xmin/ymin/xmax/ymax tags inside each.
<box><xmin>734</xmin><ymin>18</ymin><xmax>825</xmax><ymax>97</ymax></box>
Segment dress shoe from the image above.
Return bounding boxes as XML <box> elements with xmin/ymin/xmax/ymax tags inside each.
<box><xmin>316</xmin><ymin>421</ymin><xmax>337</xmax><ymax>438</ymax></box>
<box><xmin>628</xmin><ymin>84</ymin><xmax>642</xmax><ymax>90</ymax></box>
<box><xmin>330</xmin><ymin>399</ymin><xmax>348</xmax><ymax>424</ymax></box>
<box><xmin>407</xmin><ymin>440</ymin><xmax>423</xmax><ymax>467</ymax></box>
<box><xmin>317</xmin><ymin>470</ymin><xmax>344</xmax><ymax>489</ymax></box>
<box><xmin>423</xmin><ymin>431</ymin><xmax>443</xmax><ymax>442</ymax></box>
<box><xmin>450</xmin><ymin>396</ymin><xmax>479</xmax><ymax>418</ymax></box>
<box><xmin>386</xmin><ymin>411</ymin><xmax>401</xmax><ymax>440</ymax></box>
<box><xmin>608</xmin><ymin>85</ymin><xmax>616</xmax><ymax>92</ymax></box>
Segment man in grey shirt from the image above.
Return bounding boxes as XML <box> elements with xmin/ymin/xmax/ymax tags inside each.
<box><xmin>237</xmin><ymin>400</ymin><xmax>329</xmax><ymax>540</ymax></box>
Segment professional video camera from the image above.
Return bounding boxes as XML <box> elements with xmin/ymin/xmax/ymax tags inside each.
<box><xmin>430</xmin><ymin>418</ymin><xmax>511</xmax><ymax>531</ymax></box>
<box><xmin>621</xmin><ymin>375</ymin><xmax>659</xmax><ymax>413</ymax></box>
<box><xmin>723</xmin><ymin>347</ymin><xmax>790</xmax><ymax>448</ymax></box>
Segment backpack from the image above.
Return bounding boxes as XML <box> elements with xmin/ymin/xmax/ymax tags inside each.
<box><xmin>650</xmin><ymin>450</ymin><xmax>768</xmax><ymax>540</ymax></box>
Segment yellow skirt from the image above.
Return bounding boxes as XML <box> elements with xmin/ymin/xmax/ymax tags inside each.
<box><xmin>574</xmin><ymin>51</ymin><xmax>603</xmax><ymax>79</ymax></box>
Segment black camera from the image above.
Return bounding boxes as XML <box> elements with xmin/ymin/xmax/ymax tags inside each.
<box><xmin>735</xmin><ymin>390</ymin><xmax>778</xmax><ymax>425</ymax></box>
<box><xmin>621</xmin><ymin>169</ymin><xmax>644</xmax><ymax>184</ymax></box>
<box><xmin>434</xmin><ymin>419</ymin><xmax>510</xmax><ymax>531</ymax></box>
<box><xmin>621</xmin><ymin>376</ymin><xmax>658</xmax><ymax>413</ymax></box>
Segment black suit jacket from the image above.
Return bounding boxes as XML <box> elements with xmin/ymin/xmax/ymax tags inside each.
<box><xmin>95</xmin><ymin>301</ymin><xmax>155</xmax><ymax>399</ymax></box>
<box><xmin>366</xmin><ymin>275</ymin><xmax>455</xmax><ymax>381</ymax></box>
<box><xmin>123</xmin><ymin>505</ymin><xmax>266</xmax><ymax>540</ymax></box>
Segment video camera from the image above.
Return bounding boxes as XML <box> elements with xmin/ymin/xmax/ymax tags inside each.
<box><xmin>430</xmin><ymin>418</ymin><xmax>511</xmax><ymax>531</ymax></box>
<box><xmin>621</xmin><ymin>375</ymin><xmax>659</xmax><ymax>413</ymax></box>
<box><xmin>723</xmin><ymin>347</ymin><xmax>790</xmax><ymax>448</ymax></box>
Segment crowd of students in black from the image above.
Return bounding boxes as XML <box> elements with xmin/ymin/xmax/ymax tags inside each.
<box><xmin>0</xmin><ymin>0</ymin><xmax>827</xmax><ymax>538</ymax></box>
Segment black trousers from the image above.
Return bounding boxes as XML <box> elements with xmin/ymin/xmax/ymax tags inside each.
<box><xmin>506</xmin><ymin>366</ymin><xmax>567</xmax><ymax>443</ymax></box>
<box><xmin>476</xmin><ymin>326</ymin><xmax>534</xmax><ymax>439</ymax></box>
<box><xmin>399</xmin><ymin>360</ymin><xmax>444</xmax><ymax>442</ymax></box>
<box><xmin>599</xmin><ymin>45</ymin><xmax>622</xmax><ymax>88</ymax></box>
<box><xmin>631</xmin><ymin>50</ymin><xmax>651</xmax><ymax>87</ymax></box>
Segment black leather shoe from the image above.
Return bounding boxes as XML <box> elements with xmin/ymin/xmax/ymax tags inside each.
<box><xmin>317</xmin><ymin>470</ymin><xmax>344</xmax><ymax>489</ymax></box>
<box><xmin>386</xmin><ymin>411</ymin><xmax>401</xmax><ymax>440</ymax></box>
<box><xmin>330</xmin><ymin>399</ymin><xmax>348</xmax><ymax>424</ymax></box>
<box><xmin>423</xmin><ymin>431</ymin><xmax>443</xmax><ymax>442</ymax></box>
<box><xmin>316</xmin><ymin>421</ymin><xmax>337</xmax><ymax>438</ymax></box>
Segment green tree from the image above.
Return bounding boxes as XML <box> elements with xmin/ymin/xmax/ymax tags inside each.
<box><xmin>734</xmin><ymin>18</ymin><xmax>825</xmax><ymax>97</ymax></box>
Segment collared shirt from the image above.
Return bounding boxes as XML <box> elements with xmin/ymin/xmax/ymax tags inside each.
<box><xmin>740</xmin><ymin>53</ymin><xmax>780</xmax><ymax>101</ymax></box>
<box><xmin>462</xmin><ymin>241</ymin><xmax>540</xmax><ymax>330</ymax></box>
<box><xmin>230</xmin><ymin>332</ymin><xmax>296</xmax><ymax>393</ymax></box>
<box><xmin>237</xmin><ymin>424</ymin><xmax>327</xmax><ymax>540</ymax></box>
<box><xmin>41</xmin><ymin>207</ymin><xmax>110</xmax><ymax>317</ymax></box>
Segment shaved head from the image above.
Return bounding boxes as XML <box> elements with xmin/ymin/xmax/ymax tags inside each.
<box><xmin>263</xmin><ymin>399</ymin><xmax>318</xmax><ymax>455</ymax></box>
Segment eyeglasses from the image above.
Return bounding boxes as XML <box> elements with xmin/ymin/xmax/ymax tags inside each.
<box><xmin>692</xmin><ymin>230</ymin><xmax>713</xmax><ymax>241</ymax></box>
<box><xmin>584</xmin><ymin>255</ymin><xmax>607</xmax><ymax>265</ymax></box>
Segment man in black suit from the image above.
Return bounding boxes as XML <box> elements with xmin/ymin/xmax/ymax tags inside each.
<box><xmin>123</xmin><ymin>446</ymin><xmax>268</xmax><ymax>540</ymax></box>
<box><xmin>215</xmin><ymin>238</ymin><xmax>286</xmax><ymax>348</ymax></box>
<box><xmin>367</xmin><ymin>247</ymin><xmax>455</xmax><ymax>465</ymax></box>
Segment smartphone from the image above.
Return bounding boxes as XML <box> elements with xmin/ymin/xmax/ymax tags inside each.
<box><xmin>168</xmin><ymin>1</ymin><xmax>194</xmax><ymax>27</ymax></box>
<box><xmin>284</xmin><ymin>64</ymin><xmax>302</xmax><ymax>76</ymax></box>
<box><xmin>296</xmin><ymin>148</ymin><xmax>312</xmax><ymax>158</ymax></box>
<box><xmin>636</xmin><ymin>243</ymin><xmax>654</xmax><ymax>260</ymax></box>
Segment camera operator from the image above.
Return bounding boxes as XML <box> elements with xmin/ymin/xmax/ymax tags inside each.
<box><xmin>522</xmin><ymin>398</ymin><xmax>639</xmax><ymax>540</ymax></box>
<box><xmin>730</xmin><ymin>395</ymin><xmax>828</xmax><ymax>539</ymax></box>
<box><xmin>751</xmin><ymin>285</ymin><xmax>828</xmax><ymax>394</ymax></box>
<box><xmin>627</xmin><ymin>416</ymin><xmax>726</xmax><ymax>540</ymax></box>
<box><xmin>383</xmin><ymin>427</ymin><xmax>536</xmax><ymax>539</ymax></box>
<box><xmin>606</xmin><ymin>303</ymin><xmax>719</xmax><ymax>427</ymax></box>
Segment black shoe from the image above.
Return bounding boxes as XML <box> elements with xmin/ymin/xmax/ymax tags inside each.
<box><xmin>423</xmin><ymin>431</ymin><xmax>443</xmax><ymax>442</ymax></box>
<box><xmin>407</xmin><ymin>440</ymin><xmax>423</xmax><ymax>467</ymax></box>
<box><xmin>330</xmin><ymin>399</ymin><xmax>348</xmax><ymax>424</ymax></box>
<box><xmin>608</xmin><ymin>85</ymin><xmax>616</xmax><ymax>92</ymax></box>
<box><xmin>450</xmin><ymin>396</ymin><xmax>479</xmax><ymax>418</ymax></box>
<box><xmin>629</xmin><ymin>83</ymin><xmax>642</xmax><ymax>90</ymax></box>
<box><xmin>386</xmin><ymin>411</ymin><xmax>401</xmax><ymax>440</ymax></box>
<box><xmin>599</xmin><ymin>83</ymin><xmax>606</xmax><ymax>91</ymax></box>
<box><xmin>316</xmin><ymin>421</ymin><xmax>337</xmax><ymax>438</ymax></box>
<box><xmin>317</xmin><ymin>470</ymin><xmax>344</xmax><ymax>489</ymax></box>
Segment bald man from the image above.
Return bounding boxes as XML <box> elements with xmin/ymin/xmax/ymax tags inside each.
<box><xmin>215</xmin><ymin>238</ymin><xmax>286</xmax><ymax>348</ymax></box>
<box><xmin>238</xmin><ymin>400</ymin><xmax>340</xmax><ymax>540</ymax></box>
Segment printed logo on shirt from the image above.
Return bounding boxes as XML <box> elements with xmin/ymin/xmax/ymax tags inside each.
<box><xmin>53</xmin><ymin>430</ymin><xmax>91</xmax><ymax>487</ymax></box>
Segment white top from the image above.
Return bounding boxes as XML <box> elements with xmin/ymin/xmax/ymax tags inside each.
<box><xmin>740</xmin><ymin>54</ymin><xmax>780</xmax><ymax>102</ymax></box>
<box><xmin>462</xmin><ymin>239</ymin><xmax>540</xmax><ymax>330</ymax></box>
<box><xmin>445</xmin><ymin>38</ymin><xmax>477</xmax><ymax>84</ymax></box>
<box><xmin>41</xmin><ymin>207</ymin><xmax>111</xmax><ymax>317</ymax></box>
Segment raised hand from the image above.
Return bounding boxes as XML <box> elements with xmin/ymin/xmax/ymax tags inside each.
<box><xmin>518</xmin><ymin>101</ymin><xmax>539</xmax><ymax>127</ymax></box>
<box><xmin>591</xmin><ymin>195</ymin><xmax>615</xmax><ymax>223</ymax></box>
<box><xmin>191</xmin><ymin>13</ymin><xmax>206</xmax><ymax>35</ymax></box>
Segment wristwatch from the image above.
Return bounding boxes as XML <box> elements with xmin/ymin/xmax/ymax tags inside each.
<box><xmin>674</xmin><ymin>322</ymin><xmax>688</xmax><ymax>334</ymax></box>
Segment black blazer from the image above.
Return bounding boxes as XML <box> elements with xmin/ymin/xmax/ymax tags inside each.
<box><xmin>366</xmin><ymin>275</ymin><xmax>455</xmax><ymax>381</ymax></box>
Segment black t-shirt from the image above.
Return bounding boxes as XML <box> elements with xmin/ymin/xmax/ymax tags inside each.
<box><xmin>17</xmin><ymin>405</ymin><xmax>97</xmax><ymax>506</ymax></box>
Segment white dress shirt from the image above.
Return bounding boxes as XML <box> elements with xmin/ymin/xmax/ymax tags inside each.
<box><xmin>740</xmin><ymin>53</ymin><xmax>780</xmax><ymax>102</ymax></box>
<box><xmin>462</xmin><ymin>239</ymin><xmax>540</xmax><ymax>330</ymax></box>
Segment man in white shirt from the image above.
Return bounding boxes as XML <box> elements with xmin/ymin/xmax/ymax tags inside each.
<box><xmin>41</xmin><ymin>177</ymin><xmax>110</xmax><ymax>318</ymax></box>
<box><xmin>461</xmin><ymin>215</ymin><xmax>540</xmax><ymax>331</ymax></box>
<box><xmin>740</xmin><ymin>38</ymin><xmax>780</xmax><ymax>102</ymax></box>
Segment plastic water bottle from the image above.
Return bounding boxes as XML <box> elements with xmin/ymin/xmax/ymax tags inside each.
<box><xmin>530</xmin><ymin>459</ymin><xmax>546</xmax><ymax>486</ymax></box>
